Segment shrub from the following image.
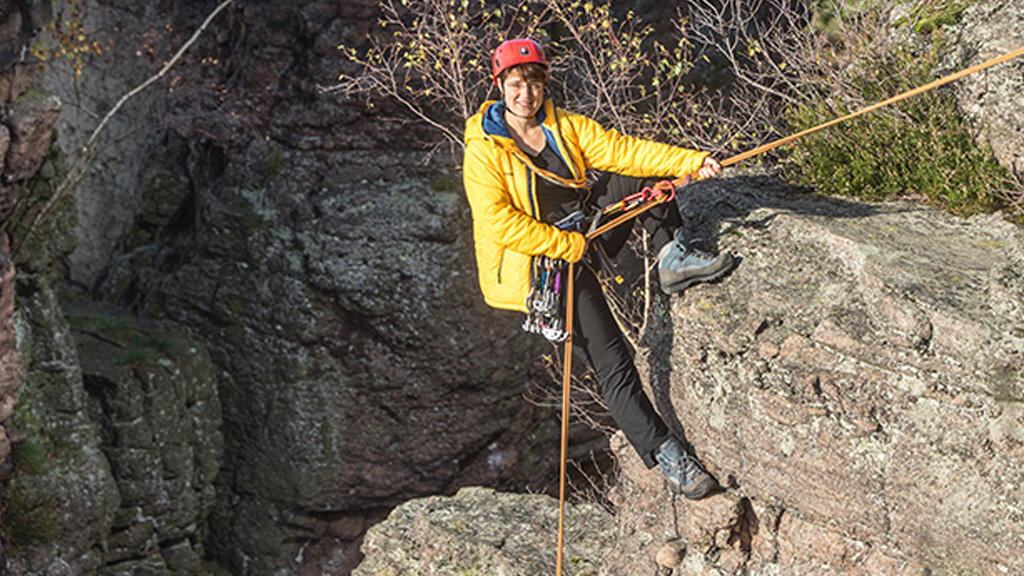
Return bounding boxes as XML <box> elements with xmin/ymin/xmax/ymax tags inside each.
<box><xmin>697</xmin><ymin>0</ymin><xmax>1021</xmax><ymax>219</ymax></box>
<box><xmin>784</xmin><ymin>41</ymin><xmax>1013</xmax><ymax>216</ymax></box>
<box><xmin>329</xmin><ymin>0</ymin><xmax>723</xmax><ymax>152</ymax></box>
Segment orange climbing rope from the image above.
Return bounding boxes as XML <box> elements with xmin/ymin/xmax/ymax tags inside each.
<box><xmin>553</xmin><ymin>43</ymin><xmax>1024</xmax><ymax>576</ymax></box>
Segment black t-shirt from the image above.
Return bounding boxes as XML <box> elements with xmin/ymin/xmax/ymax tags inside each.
<box><xmin>529</xmin><ymin>143</ymin><xmax>587</xmax><ymax>225</ymax></box>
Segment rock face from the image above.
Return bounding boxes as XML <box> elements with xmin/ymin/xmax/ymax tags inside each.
<box><xmin>77</xmin><ymin>2</ymin><xmax>561</xmax><ymax>574</ymax></box>
<box><xmin>1</xmin><ymin>4</ymin><xmax>225</xmax><ymax>568</ymax></box>
<box><xmin>618</xmin><ymin>170</ymin><xmax>1024</xmax><ymax>576</ymax></box>
<box><xmin>2</xmin><ymin>133</ymin><xmax>223</xmax><ymax>575</ymax></box>
<box><xmin>1</xmin><ymin>1</ymin><xmax>57</xmax><ymax>560</ymax></box>
<box><xmin>105</xmin><ymin>171</ymin><xmax>559</xmax><ymax>575</ymax></box>
<box><xmin>7</xmin><ymin>0</ymin><xmax>562</xmax><ymax>573</ymax></box>
<box><xmin>953</xmin><ymin>0</ymin><xmax>1024</xmax><ymax>180</ymax></box>
<box><xmin>68</xmin><ymin>298</ymin><xmax>224</xmax><ymax>575</ymax></box>
<box><xmin>7</xmin><ymin>286</ymin><xmax>224</xmax><ymax>576</ymax></box>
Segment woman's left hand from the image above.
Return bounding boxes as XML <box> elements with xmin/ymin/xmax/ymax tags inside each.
<box><xmin>697</xmin><ymin>156</ymin><xmax>722</xmax><ymax>180</ymax></box>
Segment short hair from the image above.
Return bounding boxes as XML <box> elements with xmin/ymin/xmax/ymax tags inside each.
<box><xmin>498</xmin><ymin>62</ymin><xmax>549</xmax><ymax>87</ymax></box>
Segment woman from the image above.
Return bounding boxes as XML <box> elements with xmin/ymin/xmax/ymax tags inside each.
<box><xmin>463</xmin><ymin>38</ymin><xmax>732</xmax><ymax>499</ymax></box>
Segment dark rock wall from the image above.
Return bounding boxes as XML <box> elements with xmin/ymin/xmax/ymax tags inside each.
<box><xmin>1</xmin><ymin>2</ymin><xmax>223</xmax><ymax>575</ymax></box>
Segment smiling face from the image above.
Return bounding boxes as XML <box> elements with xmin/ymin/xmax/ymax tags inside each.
<box><xmin>499</xmin><ymin>66</ymin><xmax>547</xmax><ymax>119</ymax></box>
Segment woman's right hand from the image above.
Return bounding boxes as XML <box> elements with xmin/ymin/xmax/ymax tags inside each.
<box><xmin>565</xmin><ymin>232</ymin><xmax>587</xmax><ymax>263</ymax></box>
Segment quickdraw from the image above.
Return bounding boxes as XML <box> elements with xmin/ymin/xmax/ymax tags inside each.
<box><xmin>522</xmin><ymin>211</ymin><xmax>587</xmax><ymax>342</ymax></box>
<box><xmin>522</xmin><ymin>255</ymin><xmax>570</xmax><ymax>342</ymax></box>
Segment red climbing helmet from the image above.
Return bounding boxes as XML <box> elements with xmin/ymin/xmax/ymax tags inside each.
<box><xmin>491</xmin><ymin>38</ymin><xmax>548</xmax><ymax>86</ymax></box>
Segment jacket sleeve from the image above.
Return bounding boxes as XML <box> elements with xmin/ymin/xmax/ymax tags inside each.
<box><xmin>568</xmin><ymin>112</ymin><xmax>709</xmax><ymax>178</ymax></box>
<box><xmin>463</xmin><ymin>138</ymin><xmax>586</xmax><ymax>262</ymax></box>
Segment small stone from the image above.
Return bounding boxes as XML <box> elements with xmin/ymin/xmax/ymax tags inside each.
<box><xmin>607</xmin><ymin>486</ymin><xmax>625</xmax><ymax>508</ymax></box>
<box><xmin>654</xmin><ymin>540</ymin><xmax>685</xmax><ymax>568</ymax></box>
<box><xmin>758</xmin><ymin>341</ymin><xmax>780</xmax><ymax>359</ymax></box>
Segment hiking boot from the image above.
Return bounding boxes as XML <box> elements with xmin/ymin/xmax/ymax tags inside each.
<box><xmin>655</xmin><ymin>438</ymin><xmax>720</xmax><ymax>500</ymax></box>
<box><xmin>657</xmin><ymin>229</ymin><xmax>734</xmax><ymax>294</ymax></box>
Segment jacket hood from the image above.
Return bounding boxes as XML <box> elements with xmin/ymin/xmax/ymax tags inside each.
<box><xmin>467</xmin><ymin>100</ymin><xmax>552</xmax><ymax>143</ymax></box>
<box><xmin>482</xmin><ymin>100</ymin><xmax>549</xmax><ymax>138</ymax></box>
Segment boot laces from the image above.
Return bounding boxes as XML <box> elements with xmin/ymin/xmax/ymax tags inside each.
<box><xmin>660</xmin><ymin>445</ymin><xmax>705</xmax><ymax>483</ymax></box>
<box><xmin>682</xmin><ymin>240</ymin><xmax>715</xmax><ymax>263</ymax></box>
<box><xmin>675</xmin><ymin>451</ymin><xmax>705</xmax><ymax>482</ymax></box>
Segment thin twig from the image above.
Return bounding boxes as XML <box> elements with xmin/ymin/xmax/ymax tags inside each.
<box><xmin>13</xmin><ymin>0</ymin><xmax>236</xmax><ymax>255</ymax></box>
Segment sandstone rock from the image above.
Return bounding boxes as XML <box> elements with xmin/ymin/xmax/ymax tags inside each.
<box><xmin>353</xmin><ymin>486</ymin><xmax>613</xmax><ymax>576</ymax></box>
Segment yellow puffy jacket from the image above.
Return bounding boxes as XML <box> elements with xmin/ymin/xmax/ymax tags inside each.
<box><xmin>463</xmin><ymin>99</ymin><xmax>709</xmax><ymax>312</ymax></box>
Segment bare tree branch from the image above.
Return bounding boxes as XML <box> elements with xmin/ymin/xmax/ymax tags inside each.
<box><xmin>13</xmin><ymin>0</ymin><xmax>236</xmax><ymax>256</ymax></box>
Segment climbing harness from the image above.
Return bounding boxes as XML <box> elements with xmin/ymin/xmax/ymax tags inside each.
<box><xmin>552</xmin><ymin>44</ymin><xmax>1024</xmax><ymax>576</ymax></box>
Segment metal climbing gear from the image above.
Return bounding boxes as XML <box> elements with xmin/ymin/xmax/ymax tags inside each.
<box><xmin>522</xmin><ymin>255</ymin><xmax>569</xmax><ymax>342</ymax></box>
<box><xmin>522</xmin><ymin>211</ymin><xmax>584</xmax><ymax>342</ymax></box>
<box><xmin>587</xmin><ymin>179</ymin><xmax>679</xmax><ymax>237</ymax></box>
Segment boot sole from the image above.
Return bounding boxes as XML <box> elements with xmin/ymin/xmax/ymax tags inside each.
<box><xmin>665</xmin><ymin>473</ymin><xmax>721</xmax><ymax>500</ymax></box>
<box><xmin>681</xmin><ymin>475</ymin><xmax>721</xmax><ymax>500</ymax></box>
<box><xmin>660</xmin><ymin>252</ymin><xmax>736</xmax><ymax>295</ymax></box>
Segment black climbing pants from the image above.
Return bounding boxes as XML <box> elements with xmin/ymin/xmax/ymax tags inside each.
<box><xmin>569</xmin><ymin>173</ymin><xmax>681</xmax><ymax>468</ymax></box>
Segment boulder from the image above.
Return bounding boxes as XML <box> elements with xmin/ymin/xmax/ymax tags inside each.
<box><xmin>354</xmin><ymin>486</ymin><xmax>612</xmax><ymax>576</ymax></box>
